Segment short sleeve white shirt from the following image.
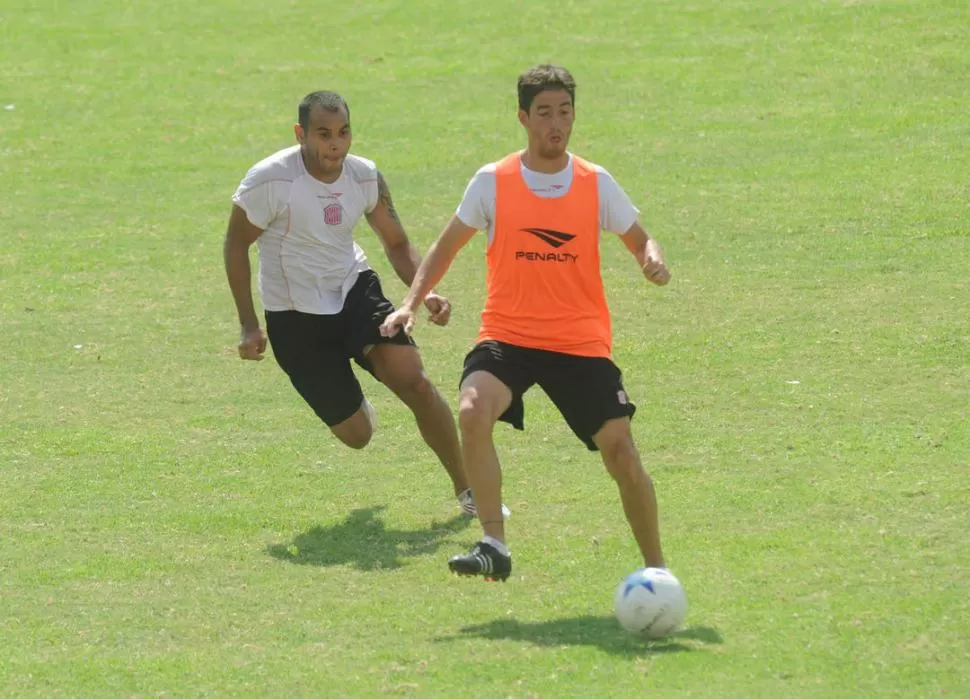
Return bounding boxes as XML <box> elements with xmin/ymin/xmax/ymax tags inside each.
<box><xmin>232</xmin><ymin>146</ymin><xmax>380</xmax><ymax>314</ymax></box>
<box><xmin>455</xmin><ymin>153</ymin><xmax>640</xmax><ymax>243</ymax></box>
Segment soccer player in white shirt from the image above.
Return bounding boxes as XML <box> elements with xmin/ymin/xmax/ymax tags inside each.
<box><xmin>224</xmin><ymin>91</ymin><xmax>485</xmax><ymax>515</ymax></box>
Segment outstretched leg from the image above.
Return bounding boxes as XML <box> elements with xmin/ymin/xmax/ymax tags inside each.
<box><xmin>367</xmin><ymin>343</ymin><xmax>467</xmax><ymax>496</ymax></box>
<box><xmin>593</xmin><ymin>417</ymin><xmax>666</xmax><ymax>568</ymax></box>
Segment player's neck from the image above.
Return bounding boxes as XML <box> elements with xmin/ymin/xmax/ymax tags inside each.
<box><xmin>311</xmin><ymin>171</ymin><xmax>341</xmax><ymax>184</ymax></box>
<box><xmin>520</xmin><ymin>148</ymin><xmax>569</xmax><ymax>174</ymax></box>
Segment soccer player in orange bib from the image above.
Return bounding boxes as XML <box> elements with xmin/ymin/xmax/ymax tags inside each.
<box><xmin>381</xmin><ymin>65</ymin><xmax>671</xmax><ymax>581</ymax></box>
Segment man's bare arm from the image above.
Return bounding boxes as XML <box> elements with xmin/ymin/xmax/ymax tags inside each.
<box><xmin>620</xmin><ymin>222</ymin><xmax>671</xmax><ymax>286</ymax></box>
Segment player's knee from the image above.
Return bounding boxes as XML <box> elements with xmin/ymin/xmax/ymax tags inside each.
<box><xmin>406</xmin><ymin>371</ymin><xmax>436</xmax><ymax>402</ymax></box>
<box><xmin>603</xmin><ymin>438</ymin><xmax>636</xmax><ymax>466</ymax></box>
<box><xmin>605</xmin><ymin>451</ymin><xmax>645</xmax><ymax>487</ymax></box>
<box><xmin>333</xmin><ymin>427</ymin><xmax>372</xmax><ymax>450</ymax></box>
<box><xmin>458</xmin><ymin>394</ymin><xmax>494</xmax><ymax>437</ymax></box>
<box><xmin>596</xmin><ymin>423</ymin><xmax>641</xmax><ymax>480</ymax></box>
<box><xmin>389</xmin><ymin>369</ymin><xmax>435</xmax><ymax>405</ymax></box>
<box><xmin>330</xmin><ymin>410</ymin><xmax>374</xmax><ymax>450</ymax></box>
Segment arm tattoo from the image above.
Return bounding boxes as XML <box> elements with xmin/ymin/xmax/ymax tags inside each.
<box><xmin>376</xmin><ymin>172</ymin><xmax>400</xmax><ymax>223</ymax></box>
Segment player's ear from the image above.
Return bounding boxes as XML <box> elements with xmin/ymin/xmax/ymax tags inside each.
<box><xmin>517</xmin><ymin>109</ymin><xmax>529</xmax><ymax>128</ymax></box>
<box><xmin>294</xmin><ymin>123</ymin><xmax>305</xmax><ymax>144</ymax></box>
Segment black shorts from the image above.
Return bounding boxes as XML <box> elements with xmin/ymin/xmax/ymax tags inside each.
<box><xmin>265</xmin><ymin>270</ymin><xmax>414</xmax><ymax>427</ymax></box>
<box><xmin>460</xmin><ymin>340</ymin><xmax>636</xmax><ymax>451</ymax></box>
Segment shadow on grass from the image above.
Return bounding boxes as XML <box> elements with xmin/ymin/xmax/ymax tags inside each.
<box><xmin>267</xmin><ymin>506</ymin><xmax>472</xmax><ymax>571</ymax></box>
<box><xmin>437</xmin><ymin>616</ymin><xmax>723</xmax><ymax>657</ymax></box>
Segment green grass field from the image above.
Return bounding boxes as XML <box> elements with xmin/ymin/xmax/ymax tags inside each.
<box><xmin>2</xmin><ymin>0</ymin><xmax>969</xmax><ymax>696</ymax></box>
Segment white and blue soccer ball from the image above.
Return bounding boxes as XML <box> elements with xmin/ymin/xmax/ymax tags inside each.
<box><xmin>614</xmin><ymin>567</ymin><xmax>688</xmax><ymax>638</ymax></box>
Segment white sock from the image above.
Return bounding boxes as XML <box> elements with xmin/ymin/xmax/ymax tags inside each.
<box><xmin>482</xmin><ymin>535</ymin><xmax>509</xmax><ymax>557</ymax></box>
<box><xmin>361</xmin><ymin>398</ymin><xmax>378</xmax><ymax>430</ymax></box>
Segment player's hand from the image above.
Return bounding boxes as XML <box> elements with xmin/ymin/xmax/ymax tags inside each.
<box><xmin>238</xmin><ymin>326</ymin><xmax>267</xmax><ymax>361</ymax></box>
<box><xmin>642</xmin><ymin>255</ymin><xmax>671</xmax><ymax>286</ymax></box>
<box><xmin>380</xmin><ymin>307</ymin><xmax>416</xmax><ymax>337</ymax></box>
<box><xmin>423</xmin><ymin>292</ymin><xmax>452</xmax><ymax>326</ymax></box>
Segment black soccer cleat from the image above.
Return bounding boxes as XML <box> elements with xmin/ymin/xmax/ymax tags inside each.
<box><xmin>448</xmin><ymin>541</ymin><xmax>512</xmax><ymax>582</ymax></box>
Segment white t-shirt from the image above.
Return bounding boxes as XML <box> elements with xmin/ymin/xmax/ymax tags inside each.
<box><xmin>455</xmin><ymin>154</ymin><xmax>640</xmax><ymax>243</ymax></box>
<box><xmin>232</xmin><ymin>146</ymin><xmax>379</xmax><ymax>314</ymax></box>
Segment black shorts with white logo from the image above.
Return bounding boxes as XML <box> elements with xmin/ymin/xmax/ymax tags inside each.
<box><xmin>265</xmin><ymin>270</ymin><xmax>414</xmax><ymax>427</ymax></box>
<box><xmin>460</xmin><ymin>340</ymin><xmax>636</xmax><ymax>451</ymax></box>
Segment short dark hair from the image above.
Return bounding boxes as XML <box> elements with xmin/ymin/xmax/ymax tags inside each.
<box><xmin>517</xmin><ymin>65</ymin><xmax>576</xmax><ymax>112</ymax></box>
<box><xmin>298</xmin><ymin>91</ymin><xmax>350</xmax><ymax>130</ymax></box>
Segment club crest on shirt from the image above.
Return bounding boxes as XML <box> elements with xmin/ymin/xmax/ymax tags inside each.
<box><xmin>323</xmin><ymin>203</ymin><xmax>342</xmax><ymax>226</ymax></box>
